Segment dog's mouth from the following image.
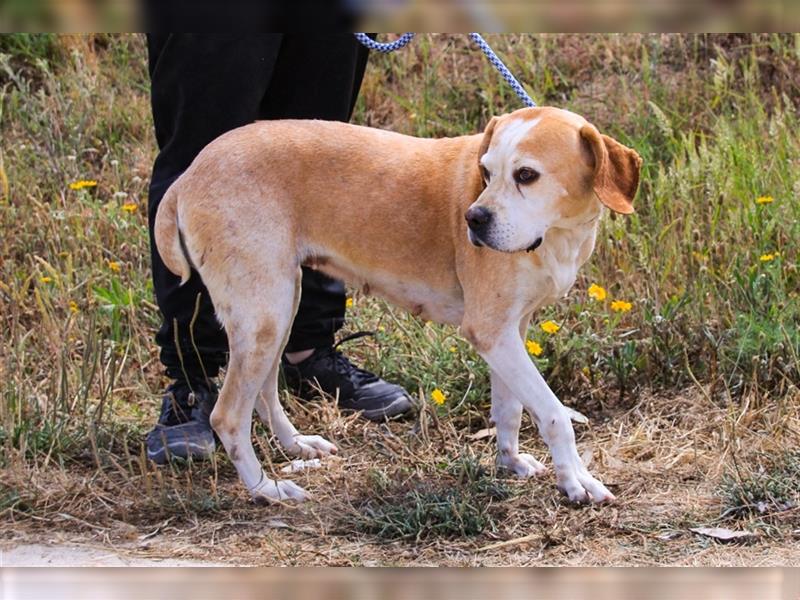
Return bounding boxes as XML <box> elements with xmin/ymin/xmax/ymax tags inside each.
<box><xmin>469</xmin><ymin>230</ymin><xmax>544</xmax><ymax>254</ymax></box>
<box><xmin>468</xmin><ymin>229</ymin><xmax>485</xmax><ymax>248</ymax></box>
<box><xmin>526</xmin><ymin>237</ymin><xmax>543</xmax><ymax>253</ymax></box>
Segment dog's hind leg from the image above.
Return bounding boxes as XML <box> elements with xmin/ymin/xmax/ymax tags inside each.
<box><xmin>255</xmin><ymin>364</ymin><xmax>339</xmax><ymax>460</ymax></box>
<box><xmin>253</xmin><ymin>269</ymin><xmax>338</xmax><ymax>460</ymax></box>
<box><xmin>210</xmin><ymin>275</ymin><xmax>309</xmax><ymax>504</ymax></box>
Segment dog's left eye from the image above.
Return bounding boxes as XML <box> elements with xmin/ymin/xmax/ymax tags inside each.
<box><xmin>515</xmin><ymin>167</ymin><xmax>539</xmax><ymax>184</ymax></box>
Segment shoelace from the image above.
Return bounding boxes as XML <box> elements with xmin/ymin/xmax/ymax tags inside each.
<box><xmin>321</xmin><ymin>331</ymin><xmax>379</xmax><ymax>385</ymax></box>
<box><xmin>161</xmin><ymin>382</ymin><xmax>213</xmax><ymax>425</ymax></box>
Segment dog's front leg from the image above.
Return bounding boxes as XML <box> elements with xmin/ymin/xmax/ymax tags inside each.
<box><xmin>491</xmin><ymin>313</ymin><xmax>546</xmax><ymax>478</ymax></box>
<box><xmin>492</xmin><ymin>370</ymin><xmax>547</xmax><ymax>478</ymax></box>
<box><xmin>473</xmin><ymin>324</ymin><xmax>614</xmax><ymax>503</ymax></box>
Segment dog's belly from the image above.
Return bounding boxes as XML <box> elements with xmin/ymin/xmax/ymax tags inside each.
<box><xmin>304</xmin><ymin>257</ymin><xmax>464</xmax><ymax>326</ymax></box>
<box><xmin>369</xmin><ymin>277</ymin><xmax>465</xmax><ymax>325</ymax></box>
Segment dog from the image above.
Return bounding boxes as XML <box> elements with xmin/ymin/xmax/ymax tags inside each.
<box><xmin>154</xmin><ymin>106</ymin><xmax>641</xmax><ymax>504</ymax></box>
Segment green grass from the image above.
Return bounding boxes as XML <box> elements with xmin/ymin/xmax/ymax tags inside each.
<box><xmin>350</xmin><ymin>453</ymin><xmax>513</xmax><ymax>541</ymax></box>
<box><xmin>720</xmin><ymin>450</ymin><xmax>800</xmax><ymax>522</ymax></box>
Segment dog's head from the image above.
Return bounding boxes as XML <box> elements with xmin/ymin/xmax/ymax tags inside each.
<box><xmin>465</xmin><ymin>107</ymin><xmax>642</xmax><ymax>253</ymax></box>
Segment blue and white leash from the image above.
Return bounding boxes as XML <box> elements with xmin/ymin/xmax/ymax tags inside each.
<box><xmin>354</xmin><ymin>33</ymin><xmax>536</xmax><ymax>108</ymax></box>
<box><xmin>466</xmin><ymin>33</ymin><xmax>536</xmax><ymax>108</ymax></box>
<box><xmin>353</xmin><ymin>32</ymin><xmax>417</xmax><ymax>53</ymax></box>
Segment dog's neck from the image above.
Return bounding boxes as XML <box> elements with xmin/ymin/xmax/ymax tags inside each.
<box><xmin>534</xmin><ymin>211</ymin><xmax>601</xmax><ymax>300</ymax></box>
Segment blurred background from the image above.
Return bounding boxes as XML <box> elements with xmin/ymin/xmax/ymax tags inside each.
<box><xmin>2</xmin><ymin>567</ymin><xmax>797</xmax><ymax>599</ymax></box>
<box><xmin>0</xmin><ymin>0</ymin><xmax>798</xmax><ymax>32</ymax></box>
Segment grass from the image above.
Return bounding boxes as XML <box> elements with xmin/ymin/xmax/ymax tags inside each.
<box><xmin>348</xmin><ymin>453</ymin><xmax>513</xmax><ymax>542</ymax></box>
<box><xmin>720</xmin><ymin>450</ymin><xmax>800</xmax><ymax>522</ymax></box>
<box><xmin>0</xmin><ymin>33</ymin><xmax>799</xmax><ymax>565</ymax></box>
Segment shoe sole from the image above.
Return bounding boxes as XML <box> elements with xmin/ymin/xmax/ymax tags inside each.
<box><xmin>147</xmin><ymin>440</ymin><xmax>216</xmax><ymax>465</ymax></box>
<box><xmin>351</xmin><ymin>395</ymin><xmax>415</xmax><ymax>422</ymax></box>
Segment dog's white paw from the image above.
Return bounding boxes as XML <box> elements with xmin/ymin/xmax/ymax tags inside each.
<box><xmin>287</xmin><ymin>435</ymin><xmax>338</xmax><ymax>459</ymax></box>
<box><xmin>499</xmin><ymin>452</ymin><xmax>548</xmax><ymax>478</ymax></box>
<box><xmin>250</xmin><ymin>476</ymin><xmax>309</xmax><ymax>505</ymax></box>
<box><xmin>555</xmin><ymin>458</ymin><xmax>614</xmax><ymax>504</ymax></box>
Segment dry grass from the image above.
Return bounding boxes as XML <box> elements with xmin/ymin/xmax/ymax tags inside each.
<box><xmin>1</xmin><ymin>33</ymin><xmax>799</xmax><ymax>565</ymax></box>
<box><xmin>3</xmin><ymin>386</ymin><xmax>799</xmax><ymax>565</ymax></box>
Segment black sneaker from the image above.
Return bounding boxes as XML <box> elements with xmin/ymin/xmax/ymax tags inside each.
<box><xmin>145</xmin><ymin>380</ymin><xmax>217</xmax><ymax>464</ymax></box>
<box><xmin>281</xmin><ymin>334</ymin><xmax>414</xmax><ymax>422</ymax></box>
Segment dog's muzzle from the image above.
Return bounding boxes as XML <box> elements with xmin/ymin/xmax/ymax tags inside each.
<box><xmin>465</xmin><ymin>206</ymin><xmax>492</xmax><ymax>248</ymax></box>
<box><xmin>464</xmin><ymin>206</ymin><xmax>492</xmax><ymax>248</ymax></box>
<box><xmin>465</xmin><ymin>206</ymin><xmax>492</xmax><ymax>231</ymax></box>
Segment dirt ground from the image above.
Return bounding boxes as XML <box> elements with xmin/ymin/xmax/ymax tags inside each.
<box><xmin>0</xmin><ymin>543</ymin><xmax>222</xmax><ymax>567</ymax></box>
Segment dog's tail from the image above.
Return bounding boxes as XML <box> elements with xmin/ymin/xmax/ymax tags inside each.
<box><xmin>154</xmin><ymin>182</ymin><xmax>192</xmax><ymax>286</ymax></box>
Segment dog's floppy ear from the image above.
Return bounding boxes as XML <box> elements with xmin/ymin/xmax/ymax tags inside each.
<box><xmin>478</xmin><ymin>116</ymin><xmax>500</xmax><ymax>166</ymax></box>
<box><xmin>580</xmin><ymin>124</ymin><xmax>642</xmax><ymax>215</ymax></box>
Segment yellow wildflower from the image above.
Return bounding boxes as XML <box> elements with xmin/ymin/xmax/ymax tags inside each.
<box><xmin>121</xmin><ymin>202</ymin><xmax>138</xmax><ymax>213</ymax></box>
<box><xmin>540</xmin><ymin>320</ymin><xmax>560</xmax><ymax>334</ymax></box>
<box><xmin>759</xmin><ymin>253</ymin><xmax>779</xmax><ymax>263</ymax></box>
<box><xmin>611</xmin><ymin>300</ymin><xmax>633</xmax><ymax>312</ymax></box>
<box><xmin>755</xmin><ymin>195</ymin><xmax>774</xmax><ymax>205</ymax></box>
<box><xmin>69</xmin><ymin>301</ymin><xmax>79</xmax><ymax>313</ymax></box>
<box><xmin>526</xmin><ymin>340</ymin><xmax>543</xmax><ymax>356</ymax></box>
<box><xmin>69</xmin><ymin>180</ymin><xmax>98</xmax><ymax>190</ymax></box>
<box><xmin>39</xmin><ymin>276</ymin><xmax>53</xmax><ymax>284</ymax></box>
<box><xmin>345</xmin><ymin>297</ymin><xmax>354</xmax><ymax>308</ymax></box>
<box><xmin>108</xmin><ymin>260</ymin><xmax>121</xmax><ymax>272</ymax></box>
<box><xmin>449</xmin><ymin>346</ymin><xmax>457</xmax><ymax>353</ymax></box>
<box><xmin>588</xmin><ymin>283</ymin><xmax>607</xmax><ymax>301</ymax></box>
<box><xmin>431</xmin><ymin>388</ymin><xmax>446</xmax><ymax>405</ymax></box>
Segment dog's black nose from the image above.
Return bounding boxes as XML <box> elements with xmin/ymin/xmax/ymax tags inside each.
<box><xmin>465</xmin><ymin>206</ymin><xmax>492</xmax><ymax>231</ymax></box>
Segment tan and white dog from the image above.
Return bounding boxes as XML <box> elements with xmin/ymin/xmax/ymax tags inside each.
<box><xmin>154</xmin><ymin>106</ymin><xmax>641</xmax><ymax>505</ymax></box>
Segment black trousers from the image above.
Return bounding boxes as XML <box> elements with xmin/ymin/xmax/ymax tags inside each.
<box><xmin>147</xmin><ymin>34</ymin><xmax>370</xmax><ymax>381</ymax></box>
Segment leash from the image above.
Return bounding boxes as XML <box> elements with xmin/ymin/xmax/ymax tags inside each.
<box><xmin>353</xmin><ymin>32</ymin><xmax>416</xmax><ymax>53</ymax></box>
<box><xmin>353</xmin><ymin>33</ymin><xmax>536</xmax><ymax>108</ymax></box>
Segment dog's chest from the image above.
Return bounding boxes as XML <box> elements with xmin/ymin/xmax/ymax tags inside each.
<box><xmin>517</xmin><ymin>259</ymin><xmax>573</xmax><ymax>309</ymax></box>
<box><xmin>519</xmin><ymin>226</ymin><xmax>597</xmax><ymax>309</ymax></box>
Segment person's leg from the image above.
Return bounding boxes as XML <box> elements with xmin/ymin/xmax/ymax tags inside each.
<box><xmin>260</xmin><ymin>35</ymin><xmax>413</xmax><ymax>420</ymax></box>
<box><xmin>146</xmin><ymin>34</ymin><xmax>284</xmax><ymax>461</ymax></box>
<box><xmin>258</xmin><ymin>34</ymin><xmax>369</xmax><ymax>357</ymax></box>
